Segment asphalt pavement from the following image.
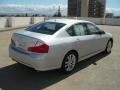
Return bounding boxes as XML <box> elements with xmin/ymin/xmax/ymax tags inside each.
<box><xmin>0</xmin><ymin>25</ymin><xmax>120</xmax><ymax>90</ymax></box>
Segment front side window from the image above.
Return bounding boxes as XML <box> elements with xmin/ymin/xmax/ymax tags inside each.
<box><xmin>86</xmin><ymin>23</ymin><xmax>100</xmax><ymax>34</ymax></box>
<box><xmin>66</xmin><ymin>23</ymin><xmax>88</xmax><ymax>36</ymax></box>
<box><xmin>26</xmin><ymin>22</ymin><xmax>66</xmax><ymax>35</ymax></box>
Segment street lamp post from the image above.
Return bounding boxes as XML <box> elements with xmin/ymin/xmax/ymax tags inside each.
<box><xmin>76</xmin><ymin>0</ymin><xmax>78</xmax><ymax>17</ymax></box>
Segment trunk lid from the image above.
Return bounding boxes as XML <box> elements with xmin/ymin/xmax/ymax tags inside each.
<box><xmin>12</xmin><ymin>30</ymin><xmax>51</xmax><ymax>53</ymax></box>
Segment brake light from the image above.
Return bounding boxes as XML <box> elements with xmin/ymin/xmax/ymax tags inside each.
<box><xmin>28</xmin><ymin>43</ymin><xmax>49</xmax><ymax>53</ymax></box>
<box><xmin>11</xmin><ymin>39</ymin><xmax>16</xmax><ymax>46</ymax></box>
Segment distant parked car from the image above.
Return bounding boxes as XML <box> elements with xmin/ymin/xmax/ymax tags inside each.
<box><xmin>9</xmin><ymin>19</ymin><xmax>113</xmax><ymax>73</ymax></box>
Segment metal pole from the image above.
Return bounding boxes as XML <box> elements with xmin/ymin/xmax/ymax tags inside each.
<box><xmin>76</xmin><ymin>0</ymin><xmax>78</xmax><ymax>17</ymax></box>
<box><xmin>76</xmin><ymin>0</ymin><xmax>79</xmax><ymax>19</ymax></box>
<box><xmin>103</xmin><ymin>0</ymin><xmax>106</xmax><ymax>24</ymax></box>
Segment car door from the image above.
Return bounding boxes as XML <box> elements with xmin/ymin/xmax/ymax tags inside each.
<box><xmin>72</xmin><ymin>23</ymin><xmax>97</xmax><ymax>59</ymax></box>
<box><xmin>86</xmin><ymin>23</ymin><xmax>108</xmax><ymax>52</ymax></box>
<box><xmin>66</xmin><ymin>23</ymin><xmax>97</xmax><ymax>60</ymax></box>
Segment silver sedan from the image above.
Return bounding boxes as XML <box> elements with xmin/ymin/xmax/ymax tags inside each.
<box><xmin>9</xmin><ymin>19</ymin><xmax>113</xmax><ymax>73</ymax></box>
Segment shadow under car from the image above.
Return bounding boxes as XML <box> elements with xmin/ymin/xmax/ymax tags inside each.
<box><xmin>0</xmin><ymin>52</ymin><xmax>110</xmax><ymax>90</ymax></box>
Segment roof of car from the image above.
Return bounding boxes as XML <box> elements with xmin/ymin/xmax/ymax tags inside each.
<box><xmin>47</xmin><ymin>19</ymin><xmax>92</xmax><ymax>25</ymax></box>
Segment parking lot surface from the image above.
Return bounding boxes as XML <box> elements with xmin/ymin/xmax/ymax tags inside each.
<box><xmin>0</xmin><ymin>25</ymin><xmax>120</xmax><ymax>90</ymax></box>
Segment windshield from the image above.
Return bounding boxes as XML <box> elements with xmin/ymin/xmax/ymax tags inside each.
<box><xmin>26</xmin><ymin>22</ymin><xmax>66</xmax><ymax>35</ymax></box>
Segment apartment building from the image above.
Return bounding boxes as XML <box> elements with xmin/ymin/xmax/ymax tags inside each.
<box><xmin>68</xmin><ymin>0</ymin><xmax>106</xmax><ymax>17</ymax></box>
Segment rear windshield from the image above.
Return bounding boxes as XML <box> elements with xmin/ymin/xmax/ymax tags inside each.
<box><xmin>26</xmin><ymin>22</ymin><xmax>66</xmax><ymax>35</ymax></box>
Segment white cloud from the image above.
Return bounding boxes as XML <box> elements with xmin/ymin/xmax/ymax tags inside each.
<box><xmin>1</xmin><ymin>4</ymin><xmax>120</xmax><ymax>16</ymax></box>
<box><xmin>0</xmin><ymin>4</ymin><xmax>67</xmax><ymax>16</ymax></box>
<box><xmin>106</xmin><ymin>8</ymin><xmax>120</xmax><ymax>16</ymax></box>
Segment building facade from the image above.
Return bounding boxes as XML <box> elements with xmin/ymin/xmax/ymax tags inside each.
<box><xmin>68</xmin><ymin>0</ymin><xmax>106</xmax><ymax>17</ymax></box>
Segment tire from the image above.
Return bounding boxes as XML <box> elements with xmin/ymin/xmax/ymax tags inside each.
<box><xmin>61</xmin><ymin>52</ymin><xmax>78</xmax><ymax>73</ymax></box>
<box><xmin>104</xmin><ymin>40</ymin><xmax>113</xmax><ymax>54</ymax></box>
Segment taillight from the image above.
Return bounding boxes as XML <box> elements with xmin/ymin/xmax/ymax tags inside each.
<box><xmin>11</xmin><ymin>39</ymin><xmax>16</xmax><ymax>46</ymax></box>
<box><xmin>28</xmin><ymin>42</ymin><xmax>49</xmax><ymax>53</ymax></box>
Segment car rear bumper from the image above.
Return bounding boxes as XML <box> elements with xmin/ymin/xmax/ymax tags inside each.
<box><xmin>9</xmin><ymin>45</ymin><xmax>51</xmax><ymax>71</ymax></box>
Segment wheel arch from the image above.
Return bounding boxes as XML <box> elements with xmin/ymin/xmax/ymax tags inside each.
<box><xmin>108</xmin><ymin>38</ymin><xmax>113</xmax><ymax>47</ymax></box>
<box><xmin>62</xmin><ymin>50</ymin><xmax>79</xmax><ymax>64</ymax></box>
<box><xmin>60</xmin><ymin>49</ymin><xmax>79</xmax><ymax>72</ymax></box>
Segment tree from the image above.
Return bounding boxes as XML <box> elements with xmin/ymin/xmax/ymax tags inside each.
<box><xmin>53</xmin><ymin>6</ymin><xmax>62</xmax><ymax>17</ymax></box>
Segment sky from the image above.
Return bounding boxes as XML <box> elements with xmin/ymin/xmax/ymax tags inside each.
<box><xmin>0</xmin><ymin>0</ymin><xmax>120</xmax><ymax>16</ymax></box>
<box><xmin>107</xmin><ymin>0</ymin><xmax>120</xmax><ymax>8</ymax></box>
<box><xmin>0</xmin><ymin>0</ymin><xmax>67</xmax><ymax>5</ymax></box>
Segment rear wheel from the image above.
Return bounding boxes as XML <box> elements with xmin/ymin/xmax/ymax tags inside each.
<box><xmin>61</xmin><ymin>52</ymin><xmax>77</xmax><ymax>73</ymax></box>
<box><xmin>104</xmin><ymin>40</ymin><xmax>112</xmax><ymax>54</ymax></box>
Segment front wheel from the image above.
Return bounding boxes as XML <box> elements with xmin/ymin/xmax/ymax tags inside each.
<box><xmin>61</xmin><ymin>52</ymin><xmax>77</xmax><ymax>73</ymax></box>
<box><xmin>104</xmin><ymin>40</ymin><xmax>113</xmax><ymax>54</ymax></box>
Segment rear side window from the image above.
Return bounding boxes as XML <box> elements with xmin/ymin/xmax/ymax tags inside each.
<box><xmin>66</xmin><ymin>26</ymin><xmax>75</xmax><ymax>36</ymax></box>
<box><xmin>66</xmin><ymin>23</ymin><xmax>88</xmax><ymax>36</ymax></box>
<box><xmin>73</xmin><ymin>24</ymin><xmax>87</xmax><ymax>36</ymax></box>
<box><xmin>26</xmin><ymin>22</ymin><xmax>66</xmax><ymax>35</ymax></box>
